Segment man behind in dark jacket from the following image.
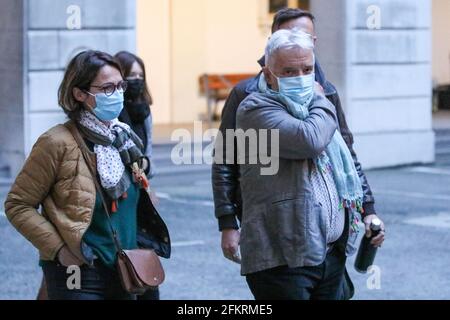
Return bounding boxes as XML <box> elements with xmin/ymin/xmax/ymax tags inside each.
<box><xmin>211</xmin><ymin>8</ymin><xmax>384</xmax><ymax>299</ymax></box>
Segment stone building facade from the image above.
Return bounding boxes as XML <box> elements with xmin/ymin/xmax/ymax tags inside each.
<box><xmin>0</xmin><ymin>0</ymin><xmax>437</xmax><ymax>175</ymax></box>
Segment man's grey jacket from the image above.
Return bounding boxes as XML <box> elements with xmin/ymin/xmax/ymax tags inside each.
<box><xmin>236</xmin><ymin>92</ymin><xmax>360</xmax><ymax>275</ymax></box>
<box><xmin>212</xmin><ymin>59</ymin><xmax>376</xmax><ymax>232</ymax></box>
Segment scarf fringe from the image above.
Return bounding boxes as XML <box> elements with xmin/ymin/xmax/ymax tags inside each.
<box><xmin>339</xmin><ymin>198</ymin><xmax>364</xmax><ymax>233</ymax></box>
<box><xmin>111</xmin><ymin>192</ymin><xmax>129</xmax><ymax>214</ymax></box>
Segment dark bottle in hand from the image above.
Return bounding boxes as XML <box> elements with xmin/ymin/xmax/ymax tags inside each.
<box><xmin>354</xmin><ymin>218</ymin><xmax>382</xmax><ymax>273</ymax></box>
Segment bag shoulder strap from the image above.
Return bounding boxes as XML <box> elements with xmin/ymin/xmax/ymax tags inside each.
<box><xmin>64</xmin><ymin>120</ymin><xmax>123</xmax><ymax>253</ymax></box>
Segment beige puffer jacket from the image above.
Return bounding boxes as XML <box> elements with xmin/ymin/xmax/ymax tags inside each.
<box><xmin>5</xmin><ymin>121</ymin><xmax>97</xmax><ymax>262</ymax></box>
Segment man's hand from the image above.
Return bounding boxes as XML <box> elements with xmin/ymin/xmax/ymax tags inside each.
<box><xmin>363</xmin><ymin>214</ymin><xmax>386</xmax><ymax>248</ymax></box>
<box><xmin>221</xmin><ymin>229</ymin><xmax>241</xmax><ymax>264</ymax></box>
<box><xmin>57</xmin><ymin>246</ymin><xmax>84</xmax><ymax>267</ymax></box>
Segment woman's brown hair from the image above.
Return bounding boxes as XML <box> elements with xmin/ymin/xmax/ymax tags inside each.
<box><xmin>58</xmin><ymin>50</ymin><xmax>123</xmax><ymax>121</ymax></box>
<box><xmin>114</xmin><ymin>51</ymin><xmax>153</xmax><ymax>105</ymax></box>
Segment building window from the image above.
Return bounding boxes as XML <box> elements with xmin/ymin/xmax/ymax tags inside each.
<box><xmin>269</xmin><ymin>0</ymin><xmax>310</xmax><ymax>13</ymax></box>
<box><xmin>260</xmin><ymin>0</ymin><xmax>311</xmax><ymax>33</ymax></box>
<box><xmin>297</xmin><ymin>0</ymin><xmax>310</xmax><ymax>10</ymax></box>
<box><xmin>269</xmin><ymin>0</ymin><xmax>288</xmax><ymax>13</ymax></box>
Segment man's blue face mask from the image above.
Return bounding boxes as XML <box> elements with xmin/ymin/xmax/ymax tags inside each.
<box><xmin>269</xmin><ymin>69</ymin><xmax>315</xmax><ymax>107</ymax></box>
<box><xmin>87</xmin><ymin>89</ymin><xmax>124</xmax><ymax>121</ymax></box>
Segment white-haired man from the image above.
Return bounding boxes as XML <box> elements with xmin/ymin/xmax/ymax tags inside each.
<box><xmin>236</xmin><ymin>29</ymin><xmax>385</xmax><ymax>300</ymax></box>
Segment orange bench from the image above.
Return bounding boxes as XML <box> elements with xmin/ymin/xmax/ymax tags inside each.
<box><xmin>199</xmin><ymin>73</ymin><xmax>257</xmax><ymax>122</ymax></box>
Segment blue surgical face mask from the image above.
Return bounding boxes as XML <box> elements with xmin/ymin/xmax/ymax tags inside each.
<box><xmin>269</xmin><ymin>69</ymin><xmax>315</xmax><ymax>106</ymax></box>
<box><xmin>87</xmin><ymin>89</ymin><xmax>124</xmax><ymax>121</ymax></box>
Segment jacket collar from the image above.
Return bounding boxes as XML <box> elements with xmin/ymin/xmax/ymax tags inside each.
<box><xmin>314</xmin><ymin>59</ymin><xmax>337</xmax><ymax>96</ymax></box>
<box><xmin>64</xmin><ymin>120</ymin><xmax>98</xmax><ymax>177</ymax></box>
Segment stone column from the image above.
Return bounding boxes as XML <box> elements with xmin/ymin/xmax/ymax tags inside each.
<box><xmin>0</xmin><ymin>0</ymin><xmax>25</xmax><ymax>176</ymax></box>
<box><xmin>312</xmin><ymin>0</ymin><xmax>435</xmax><ymax>169</ymax></box>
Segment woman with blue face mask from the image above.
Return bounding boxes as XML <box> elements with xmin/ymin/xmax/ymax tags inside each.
<box><xmin>5</xmin><ymin>50</ymin><xmax>170</xmax><ymax>300</ymax></box>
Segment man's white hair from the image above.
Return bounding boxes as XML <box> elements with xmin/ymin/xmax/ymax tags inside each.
<box><xmin>265</xmin><ymin>28</ymin><xmax>315</xmax><ymax>67</ymax></box>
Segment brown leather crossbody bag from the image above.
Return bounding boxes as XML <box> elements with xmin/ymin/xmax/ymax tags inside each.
<box><xmin>93</xmin><ymin>174</ymin><xmax>165</xmax><ymax>295</ymax></box>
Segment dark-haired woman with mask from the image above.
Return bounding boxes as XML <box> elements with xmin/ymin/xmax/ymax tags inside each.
<box><xmin>114</xmin><ymin>51</ymin><xmax>160</xmax><ymax>300</ymax></box>
<box><xmin>115</xmin><ymin>51</ymin><xmax>155</xmax><ymax>179</ymax></box>
<box><xmin>4</xmin><ymin>50</ymin><xmax>170</xmax><ymax>300</ymax></box>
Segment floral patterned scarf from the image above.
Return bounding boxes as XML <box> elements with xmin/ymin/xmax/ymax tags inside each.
<box><xmin>78</xmin><ymin>110</ymin><xmax>144</xmax><ymax>201</ymax></box>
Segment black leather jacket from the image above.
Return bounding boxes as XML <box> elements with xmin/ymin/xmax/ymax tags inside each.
<box><xmin>212</xmin><ymin>58</ymin><xmax>377</xmax><ymax>231</ymax></box>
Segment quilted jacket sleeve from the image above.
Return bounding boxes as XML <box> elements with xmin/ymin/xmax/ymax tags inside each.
<box><xmin>4</xmin><ymin>133</ymin><xmax>66</xmax><ymax>261</ymax></box>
